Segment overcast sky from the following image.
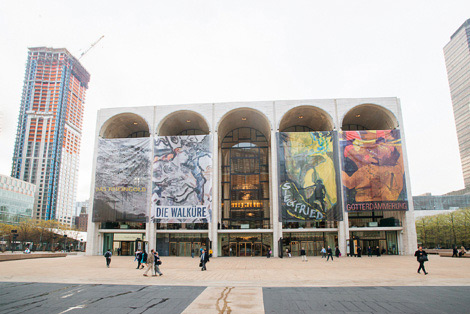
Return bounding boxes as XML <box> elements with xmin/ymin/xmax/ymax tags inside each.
<box><xmin>0</xmin><ymin>1</ymin><xmax>468</xmax><ymax>202</ymax></box>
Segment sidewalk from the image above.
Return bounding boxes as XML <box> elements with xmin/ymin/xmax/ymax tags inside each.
<box><xmin>0</xmin><ymin>254</ymin><xmax>469</xmax><ymax>287</ymax></box>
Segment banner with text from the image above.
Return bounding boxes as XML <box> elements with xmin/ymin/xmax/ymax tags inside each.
<box><xmin>278</xmin><ymin>132</ymin><xmax>342</xmax><ymax>222</ymax></box>
<box><xmin>152</xmin><ymin>135</ymin><xmax>212</xmax><ymax>223</ymax></box>
<box><xmin>92</xmin><ymin>138</ymin><xmax>151</xmax><ymax>222</ymax></box>
<box><xmin>340</xmin><ymin>130</ymin><xmax>408</xmax><ymax>212</ymax></box>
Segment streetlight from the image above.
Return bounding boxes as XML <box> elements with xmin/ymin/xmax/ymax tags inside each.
<box><xmin>64</xmin><ymin>235</ymin><xmax>68</xmax><ymax>252</ymax></box>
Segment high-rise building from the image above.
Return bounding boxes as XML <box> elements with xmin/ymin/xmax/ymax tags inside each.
<box><xmin>444</xmin><ymin>19</ymin><xmax>470</xmax><ymax>188</ymax></box>
<box><xmin>11</xmin><ymin>47</ymin><xmax>90</xmax><ymax>226</ymax></box>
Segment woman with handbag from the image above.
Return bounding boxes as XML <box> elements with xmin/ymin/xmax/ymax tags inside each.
<box><xmin>414</xmin><ymin>246</ymin><xmax>428</xmax><ymax>275</ymax></box>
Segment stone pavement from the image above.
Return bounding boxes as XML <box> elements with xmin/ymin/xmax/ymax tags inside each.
<box><xmin>0</xmin><ymin>254</ymin><xmax>469</xmax><ymax>313</ymax></box>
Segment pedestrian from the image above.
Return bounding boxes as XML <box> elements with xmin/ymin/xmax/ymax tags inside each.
<box><xmin>367</xmin><ymin>246</ymin><xmax>372</xmax><ymax>257</ymax></box>
<box><xmin>452</xmin><ymin>247</ymin><xmax>458</xmax><ymax>258</ymax></box>
<box><xmin>300</xmin><ymin>247</ymin><xmax>307</xmax><ymax>262</ymax></box>
<box><xmin>135</xmin><ymin>249</ymin><xmax>142</xmax><ymax>269</ymax></box>
<box><xmin>267</xmin><ymin>247</ymin><xmax>272</xmax><ymax>258</ymax></box>
<box><xmin>459</xmin><ymin>246</ymin><xmax>466</xmax><ymax>257</ymax></box>
<box><xmin>376</xmin><ymin>246</ymin><xmax>380</xmax><ymax>257</ymax></box>
<box><xmin>154</xmin><ymin>251</ymin><xmax>163</xmax><ymax>276</ymax></box>
<box><xmin>335</xmin><ymin>246</ymin><xmax>340</xmax><ymax>258</ymax></box>
<box><xmin>414</xmin><ymin>246</ymin><xmax>428</xmax><ymax>275</ymax></box>
<box><xmin>357</xmin><ymin>246</ymin><xmax>362</xmax><ymax>257</ymax></box>
<box><xmin>191</xmin><ymin>248</ymin><xmax>194</xmax><ymax>258</ymax></box>
<box><xmin>209</xmin><ymin>249</ymin><xmax>213</xmax><ymax>258</ymax></box>
<box><xmin>143</xmin><ymin>249</ymin><xmax>155</xmax><ymax>277</ymax></box>
<box><xmin>286</xmin><ymin>248</ymin><xmax>292</xmax><ymax>258</ymax></box>
<box><xmin>104</xmin><ymin>248</ymin><xmax>112</xmax><ymax>268</ymax></box>
<box><xmin>117</xmin><ymin>247</ymin><xmax>121</xmax><ymax>256</ymax></box>
<box><xmin>200</xmin><ymin>248</ymin><xmax>209</xmax><ymax>271</ymax></box>
<box><xmin>321</xmin><ymin>247</ymin><xmax>326</xmax><ymax>258</ymax></box>
<box><xmin>140</xmin><ymin>249</ymin><xmax>148</xmax><ymax>269</ymax></box>
<box><xmin>326</xmin><ymin>246</ymin><xmax>333</xmax><ymax>261</ymax></box>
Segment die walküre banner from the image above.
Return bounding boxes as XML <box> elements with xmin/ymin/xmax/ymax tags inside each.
<box><xmin>340</xmin><ymin>130</ymin><xmax>408</xmax><ymax>212</ymax></box>
<box><xmin>151</xmin><ymin>135</ymin><xmax>212</xmax><ymax>223</ymax></box>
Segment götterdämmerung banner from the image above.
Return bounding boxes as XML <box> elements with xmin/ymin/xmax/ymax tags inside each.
<box><xmin>278</xmin><ymin>132</ymin><xmax>342</xmax><ymax>222</ymax></box>
<box><xmin>151</xmin><ymin>135</ymin><xmax>212</xmax><ymax>223</ymax></box>
<box><xmin>92</xmin><ymin>138</ymin><xmax>151</xmax><ymax>222</ymax></box>
<box><xmin>340</xmin><ymin>130</ymin><xmax>408</xmax><ymax>212</ymax></box>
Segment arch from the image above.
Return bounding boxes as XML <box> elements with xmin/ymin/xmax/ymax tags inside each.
<box><xmin>157</xmin><ymin>110</ymin><xmax>210</xmax><ymax>136</ymax></box>
<box><xmin>279</xmin><ymin>105</ymin><xmax>334</xmax><ymax>132</ymax></box>
<box><xmin>341</xmin><ymin>104</ymin><xmax>398</xmax><ymax>130</ymax></box>
<box><xmin>99</xmin><ymin>113</ymin><xmax>150</xmax><ymax>139</ymax></box>
<box><xmin>217</xmin><ymin>107</ymin><xmax>271</xmax><ymax>144</ymax></box>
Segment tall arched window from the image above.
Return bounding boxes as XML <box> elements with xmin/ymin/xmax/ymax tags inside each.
<box><xmin>221</xmin><ymin>127</ymin><xmax>270</xmax><ymax>229</ymax></box>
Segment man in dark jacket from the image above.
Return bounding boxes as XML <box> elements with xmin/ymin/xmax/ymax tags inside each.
<box><xmin>104</xmin><ymin>249</ymin><xmax>112</xmax><ymax>268</ymax></box>
<box><xmin>326</xmin><ymin>246</ymin><xmax>333</xmax><ymax>261</ymax></box>
<box><xmin>200</xmin><ymin>249</ymin><xmax>210</xmax><ymax>271</ymax></box>
<box><xmin>414</xmin><ymin>246</ymin><xmax>428</xmax><ymax>275</ymax></box>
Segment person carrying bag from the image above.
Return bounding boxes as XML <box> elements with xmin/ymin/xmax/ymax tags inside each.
<box><xmin>414</xmin><ymin>246</ymin><xmax>428</xmax><ymax>275</ymax></box>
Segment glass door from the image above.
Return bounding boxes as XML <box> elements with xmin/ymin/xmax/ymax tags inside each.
<box><xmin>170</xmin><ymin>242</ymin><xmax>177</xmax><ymax>256</ymax></box>
<box><xmin>253</xmin><ymin>242</ymin><xmax>262</xmax><ymax>256</ymax></box>
<box><xmin>229</xmin><ymin>242</ymin><xmax>237</xmax><ymax>256</ymax></box>
<box><xmin>291</xmin><ymin>241</ymin><xmax>300</xmax><ymax>256</ymax></box>
<box><xmin>239</xmin><ymin>242</ymin><xmax>253</xmax><ymax>256</ymax></box>
<box><xmin>301</xmin><ymin>241</ymin><xmax>314</xmax><ymax>256</ymax></box>
<box><xmin>121</xmin><ymin>241</ymin><xmax>131</xmax><ymax>256</ymax></box>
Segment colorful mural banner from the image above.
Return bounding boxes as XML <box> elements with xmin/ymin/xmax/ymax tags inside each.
<box><xmin>277</xmin><ymin>132</ymin><xmax>342</xmax><ymax>222</ymax></box>
<box><xmin>92</xmin><ymin>138</ymin><xmax>151</xmax><ymax>222</ymax></box>
<box><xmin>151</xmin><ymin>135</ymin><xmax>212</xmax><ymax>223</ymax></box>
<box><xmin>340</xmin><ymin>130</ymin><xmax>408</xmax><ymax>212</ymax></box>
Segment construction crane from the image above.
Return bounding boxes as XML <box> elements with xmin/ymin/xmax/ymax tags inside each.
<box><xmin>79</xmin><ymin>35</ymin><xmax>104</xmax><ymax>60</ymax></box>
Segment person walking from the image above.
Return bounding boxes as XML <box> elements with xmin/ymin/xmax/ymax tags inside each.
<box><xmin>321</xmin><ymin>247</ymin><xmax>326</xmax><ymax>258</ymax></box>
<box><xmin>357</xmin><ymin>246</ymin><xmax>362</xmax><ymax>257</ymax></box>
<box><xmin>452</xmin><ymin>247</ymin><xmax>458</xmax><ymax>258</ymax></box>
<box><xmin>326</xmin><ymin>246</ymin><xmax>333</xmax><ymax>261</ymax></box>
<box><xmin>335</xmin><ymin>246</ymin><xmax>340</xmax><ymax>258</ymax></box>
<box><xmin>140</xmin><ymin>250</ymin><xmax>148</xmax><ymax>269</ymax></box>
<box><xmin>367</xmin><ymin>246</ymin><xmax>372</xmax><ymax>257</ymax></box>
<box><xmin>414</xmin><ymin>246</ymin><xmax>428</xmax><ymax>275</ymax></box>
<box><xmin>376</xmin><ymin>246</ymin><xmax>380</xmax><ymax>257</ymax></box>
<box><xmin>200</xmin><ymin>248</ymin><xmax>209</xmax><ymax>271</ymax></box>
<box><xmin>300</xmin><ymin>247</ymin><xmax>308</xmax><ymax>262</ymax></box>
<box><xmin>135</xmin><ymin>249</ymin><xmax>142</xmax><ymax>269</ymax></box>
<box><xmin>267</xmin><ymin>247</ymin><xmax>272</xmax><ymax>258</ymax></box>
<box><xmin>154</xmin><ymin>251</ymin><xmax>163</xmax><ymax>276</ymax></box>
<box><xmin>191</xmin><ymin>248</ymin><xmax>195</xmax><ymax>258</ymax></box>
<box><xmin>104</xmin><ymin>248</ymin><xmax>112</xmax><ymax>268</ymax></box>
<box><xmin>143</xmin><ymin>249</ymin><xmax>155</xmax><ymax>276</ymax></box>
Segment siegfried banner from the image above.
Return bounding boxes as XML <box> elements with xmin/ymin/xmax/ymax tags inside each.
<box><xmin>340</xmin><ymin>130</ymin><xmax>408</xmax><ymax>212</ymax></box>
<box><xmin>152</xmin><ymin>135</ymin><xmax>212</xmax><ymax>223</ymax></box>
<box><xmin>92</xmin><ymin>138</ymin><xmax>151</xmax><ymax>222</ymax></box>
<box><xmin>278</xmin><ymin>132</ymin><xmax>342</xmax><ymax>222</ymax></box>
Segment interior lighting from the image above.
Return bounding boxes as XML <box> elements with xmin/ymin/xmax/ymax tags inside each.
<box><xmin>241</xmin><ymin>117</ymin><xmax>247</xmax><ymax>121</ymax></box>
<box><xmin>186</xmin><ymin>120</ymin><xmax>191</xmax><ymax>123</ymax></box>
<box><xmin>355</xmin><ymin>114</ymin><xmax>361</xmax><ymax>118</ymax></box>
<box><xmin>133</xmin><ymin>122</ymin><xmax>138</xmax><ymax>125</ymax></box>
<box><xmin>298</xmin><ymin>115</ymin><xmax>303</xmax><ymax>119</ymax></box>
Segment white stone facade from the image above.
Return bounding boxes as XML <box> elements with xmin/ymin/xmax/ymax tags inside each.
<box><xmin>87</xmin><ymin>97</ymin><xmax>418</xmax><ymax>256</ymax></box>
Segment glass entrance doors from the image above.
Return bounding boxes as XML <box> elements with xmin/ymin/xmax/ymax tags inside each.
<box><xmin>170</xmin><ymin>242</ymin><xmax>194</xmax><ymax>256</ymax></box>
<box><xmin>228</xmin><ymin>242</ymin><xmax>265</xmax><ymax>256</ymax></box>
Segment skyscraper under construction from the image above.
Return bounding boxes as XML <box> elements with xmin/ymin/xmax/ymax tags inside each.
<box><xmin>11</xmin><ymin>47</ymin><xmax>90</xmax><ymax>225</ymax></box>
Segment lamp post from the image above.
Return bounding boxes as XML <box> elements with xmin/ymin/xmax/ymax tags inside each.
<box><xmin>11</xmin><ymin>230</ymin><xmax>17</xmax><ymax>253</ymax></box>
<box><xmin>64</xmin><ymin>235</ymin><xmax>68</xmax><ymax>252</ymax></box>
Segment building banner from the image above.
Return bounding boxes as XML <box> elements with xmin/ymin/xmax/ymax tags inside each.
<box><xmin>277</xmin><ymin>132</ymin><xmax>342</xmax><ymax>222</ymax></box>
<box><xmin>92</xmin><ymin>138</ymin><xmax>151</xmax><ymax>222</ymax></box>
<box><xmin>340</xmin><ymin>130</ymin><xmax>408</xmax><ymax>212</ymax></box>
<box><xmin>152</xmin><ymin>135</ymin><xmax>212</xmax><ymax>223</ymax></box>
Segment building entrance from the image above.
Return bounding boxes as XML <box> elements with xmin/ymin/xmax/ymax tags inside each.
<box><xmin>221</xmin><ymin>233</ymin><xmax>272</xmax><ymax>257</ymax></box>
<box><xmin>157</xmin><ymin>233</ymin><xmax>209</xmax><ymax>256</ymax></box>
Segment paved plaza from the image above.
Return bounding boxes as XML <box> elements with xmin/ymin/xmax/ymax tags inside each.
<box><xmin>0</xmin><ymin>254</ymin><xmax>469</xmax><ymax>313</ymax></box>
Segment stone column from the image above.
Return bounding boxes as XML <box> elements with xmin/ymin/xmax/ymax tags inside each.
<box><xmin>270</xmin><ymin>131</ymin><xmax>280</xmax><ymax>257</ymax></box>
<box><xmin>211</xmin><ymin>132</ymin><xmax>219</xmax><ymax>257</ymax></box>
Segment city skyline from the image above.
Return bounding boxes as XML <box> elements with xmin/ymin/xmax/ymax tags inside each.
<box><xmin>0</xmin><ymin>1</ymin><xmax>469</xmax><ymax>202</ymax></box>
